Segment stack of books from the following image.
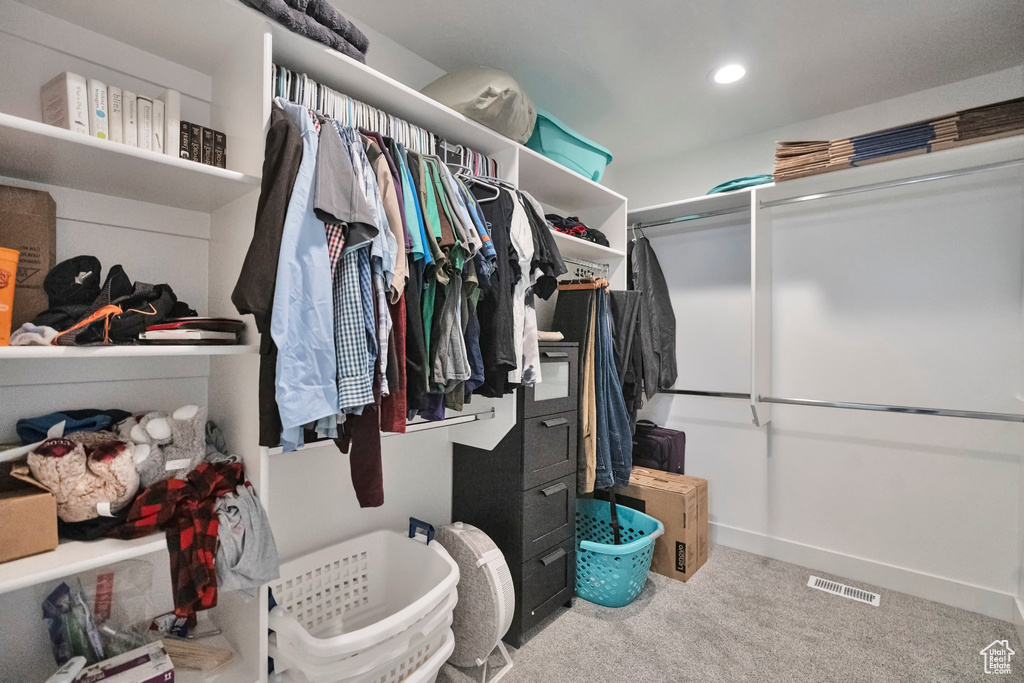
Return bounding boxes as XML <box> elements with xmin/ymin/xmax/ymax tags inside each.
<box><xmin>140</xmin><ymin>317</ymin><xmax>244</xmax><ymax>345</ymax></box>
<box><xmin>41</xmin><ymin>71</ymin><xmax>180</xmax><ymax>156</ymax></box>
<box><xmin>773</xmin><ymin>96</ymin><xmax>1024</xmax><ymax>182</ymax></box>
<box><xmin>40</xmin><ymin>71</ymin><xmax>226</xmax><ymax>169</ymax></box>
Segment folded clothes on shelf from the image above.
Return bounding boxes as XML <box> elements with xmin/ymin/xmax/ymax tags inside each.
<box><xmin>239</xmin><ymin>0</ymin><xmax>368</xmax><ymax>63</ymax></box>
<box><xmin>9</xmin><ymin>256</ymin><xmax>202</xmax><ymax>346</ymax></box>
<box><xmin>546</xmin><ymin>213</ymin><xmax>610</xmax><ymax>247</ymax></box>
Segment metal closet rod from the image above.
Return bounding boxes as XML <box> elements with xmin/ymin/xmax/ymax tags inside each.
<box><xmin>633</xmin><ymin>204</ymin><xmax>749</xmax><ymax>230</ymax></box>
<box><xmin>659</xmin><ymin>390</ymin><xmax>1024</xmax><ymax>423</ymax></box>
<box><xmin>760</xmin><ymin>157</ymin><xmax>1024</xmax><ymax>209</ymax></box>
<box><xmin>386</xmin><ymin>407</ymin><xmax>496</xmax><ymax>436</ymax></box>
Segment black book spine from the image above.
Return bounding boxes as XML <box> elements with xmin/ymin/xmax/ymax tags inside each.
<box><xmin>213</xmin><ymin>130</ymin><xmax>226</xmax><ymax>169</ymax></box>
<box><xmin>201</xmin><ymin>127</ymin><xmax>214</xmax><ymax>166</ymax></box>
<box><xmin>189</xmin><ymin>123</ymin><xmax>202</xmax><ymax>164</ymax></box>
<box><xmin>179</xmin><ymin>120</ymin><xmax>191</xmax><ymax>160</ymax></box>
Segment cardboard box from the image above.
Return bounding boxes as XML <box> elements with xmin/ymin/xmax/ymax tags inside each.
<box><xmin>0</xmin><ymin>185</ymin><xmax>57</xmax><ymax>329</ymax></box>
<box><xmin>75</xmin><ymin>641</ymin><xmax>175</xmax><ymax>682</ymax></box>
<box><xmin>0</xmin><ymin>462</ymin><xmax>59</xmax><ymax>564</ymax></box>
<box><xmin>614</xmin><ymin>468</ymin><xmax>709</xmax><ymax>582</ymax></box>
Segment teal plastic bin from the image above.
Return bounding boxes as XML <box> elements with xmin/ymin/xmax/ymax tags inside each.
<box><xmin>575</xmin><ymin>499</ymin><xmax>664</xmax><ymax>608</ymax></box>
<box><xmin>526</xmin><ymin>109</ymin><xmax>613</xmax><ymax>182</ymax></box>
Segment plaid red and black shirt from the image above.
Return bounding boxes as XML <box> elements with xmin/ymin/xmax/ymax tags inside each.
<box><xmin>108</xmin><ymin>461</ymin><xmax>244</xmax><ymax>625</ymax></box>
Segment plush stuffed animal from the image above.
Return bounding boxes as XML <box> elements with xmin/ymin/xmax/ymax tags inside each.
<box><xmin>117</xmin><ymin>405</ymin><xmax>208</xmax><ymax>487</ymax></box>
<box><xmin>28</xmin><ymin>432</ymin><xmax>140</xmax><ymax>523</ymax></box>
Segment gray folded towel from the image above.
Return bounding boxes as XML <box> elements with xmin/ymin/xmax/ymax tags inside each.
<box><xmin>286</xmin><ymin>0</ymin><xmax>370</xmax><ymax>53</ymax></box>
<box><xmin>240</xmin><ymin>0</ymin><xmax>367</xmax><ymax>63</ymax></box>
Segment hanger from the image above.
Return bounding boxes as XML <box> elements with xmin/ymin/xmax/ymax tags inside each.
<box><xmin>557</xmin><ymin>277</ymin><xmax>609</xmax><ymax>291</ymax></box>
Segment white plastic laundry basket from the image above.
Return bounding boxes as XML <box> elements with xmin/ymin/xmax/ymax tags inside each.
<box><xmin>270</xmin><ymin>627</ymin><xmax>455</xmax><ymax>683</ymax></box>
<box><xmin>268</xmin><ymin>528</ymin><xmax>459</xmax><ymax>682</ymax></box>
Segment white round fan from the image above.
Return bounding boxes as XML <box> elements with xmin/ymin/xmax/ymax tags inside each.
<box><xmin>436</xmin><ymin>522</ymin><xmax>515</xmax><ymax>683</ymax></box>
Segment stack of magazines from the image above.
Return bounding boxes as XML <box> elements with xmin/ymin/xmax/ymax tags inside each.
<box><xmin>774</xmin><ymin>96</ymin><xmax>1024</xmax><ymax>182</ymax></box>
<box><xmin>140</xmin><ymin>317</ymin><xmax>244</xmax><ymax>345</ymax></box>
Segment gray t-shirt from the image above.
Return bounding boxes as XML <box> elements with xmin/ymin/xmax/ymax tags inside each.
<box><xmin>313</xmin><ymin>121</ymin><xmax>377</xmax><ymax>250</ymax></box>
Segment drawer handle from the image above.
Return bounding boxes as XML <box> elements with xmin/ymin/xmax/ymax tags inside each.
<box><xmin>541</xmin><ymin>482</ymin><xmax>567</xmax><ymax>497</ymax></box>
<box><xmin>542</xmin><ymin>351</ymin><xmax>569</xmax><ymax>359</ymax></box>
<box><xmin>542</xmin><ymin>417</ymin><xmax>568</xmax><ymax>428</ymax></box>
<box><xmin>540</xmin><ymin>548</ymin><xmax>566</xmax><ymax>566</ymax></box>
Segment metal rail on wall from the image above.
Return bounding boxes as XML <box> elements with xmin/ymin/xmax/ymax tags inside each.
<box><xmin>658</xmin><ymin>389</ymin><xmax>1024</xmax><ymax>423</ymax></box>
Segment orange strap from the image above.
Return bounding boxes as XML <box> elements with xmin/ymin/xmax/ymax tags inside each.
<box><xmin>52</xmin><ymin>304</ymin><xmax>123</xmax><ymax>345</ymax></box>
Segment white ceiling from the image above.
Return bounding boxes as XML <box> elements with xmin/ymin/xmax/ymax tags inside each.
<box><xmin>334</xmin><ymin>0</ymin><xmax>1024</xmax><ymax>172</ymax></box>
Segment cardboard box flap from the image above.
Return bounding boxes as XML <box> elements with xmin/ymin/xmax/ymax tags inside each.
<box><xmin>630</xmin><ymin>468</ymin><xmax>698</xmax><ymax>495</ymax></box>
<box><xmin>1</xmin><ymin>461</ymin><xmax>52</xmax><ymax>494</ymax></box>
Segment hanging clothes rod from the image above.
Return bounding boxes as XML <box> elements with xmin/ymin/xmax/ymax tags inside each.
<box><xmin>269</xmin><ymin>409</ymin><xmax>497</xmax><ymax>453</ymax></box>
<box><xmin>561</xmin><ymin>255</ymin><xmax>610</xmax><ymax>279</ymax></box>
<box><xmin>386</xmin><ymin>408</ymin><xmax>496</xmax><ymax>436</ymax></box>
<box><xmin>659</xmin><ymin>389</ymin><xmax>751</xmax><ymax>400</ymax></box>
<box><xmin>633</xmin><ymin>204</ymin><xmax>750</xmax><ymax>230</ymax></box>
<box><xmin>759</xmin><ymin>158</ymin><xmax>1024</xmax><ymax>209</ymax></box>
<box><xmin>659</xmin><ymin>390</ymin><xmax>1024</xmax><ymax>422</ymax></box>
<box><xmin>757</xmin><ymin>396</ymin><xmax>1024</xmax><ymax>422</ymax></box>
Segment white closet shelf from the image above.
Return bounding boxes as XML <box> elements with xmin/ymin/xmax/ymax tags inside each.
<box><xmin>0</xmin><ymin>534</ymin><xmax>166</xmax><ymax>595</ymax></box>
<box><xmin>0</xmin><ymin>114</ymin><xmax>261</xmax><ymax>212</ymax></box>
<box><xmin>0</xmin><ymin>344</ymin><xmax>259</xmax><ymax>359</ymax></box>
<box><xmin>269</xmin><ymin>23</ymin><xmax>514</xmax><ymax>156</ymax></box>
<box><xmin>628</xmin><ymin>183</ymin><xmax>769</xmax><ymax>232</ymax></box>
<box><xmin>518</xmin><ymin>146</ymin><xmax>625</xmax><ymax>211</ymax></box>
<box><xmin>551</xmin><ymin>229</ymin><xmax>625</xmax><ymax>261</ymax></box>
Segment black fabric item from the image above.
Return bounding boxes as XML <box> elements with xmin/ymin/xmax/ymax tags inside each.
<box><xmin>104</xmin><ymin>283</ymin><xmax>178</xmax><ymax>343</ymax></box>
<box><xmin>49</xmin><ymin>264</ymin><xmax>134</xmax><ymax>344</ymax></box>
<box><xmin>628</xmin><ymin>237</ymin><xmax>678</xmax><ymax>398</ymax></box>
<box><xmin>472</xmin><ymin>185</ymin><xmax>518</xmax><ymax>398</ymax></box>
<box><xmin>169</xmin><ymin>300</ymin><xmax>198</xmax><ymax>319</ymax></box>
<box><xmin>232</xmin><ymin>103</ymin><xmax>304</xmax><ymax>447</ymax></box>
<box><xmin>34</xmin><ymin>259</ymin><xmax>130</xmax><ymax>332</ymax></box>
<box><xmin>404</xmin><ymin>258</ymin><xmax>429</xmax><ymax>412</ymax></box>
<box><xmin>284</xmin><ymin>0</ymin><xmax>369</xmax><ymax>52</ymax></box>
<box><xmin>520</xmin><ymin>193</ymin><xmax>567</xmax><ymax>301</ymax></box>
<box><xmin>609</xmin><ymin>290</ymin><xmax>641</xmax><ymax>385</ymax></box>
<box><xmin>550</xmin><ymin>287</ymin><xmax>595</xmax><ymax>347</ymax></box>
<box><xmin>58</xmin><ymin>509</ymin><xmax>129</xmax><ymax>541</ymax></box>
<box><xmin>239</xmin><ymin>0</ymin><xmax>366</xmax><ymax>63</ymax></box>
<box><xmin>44</xmin><ymin>255</ymin><xmax>102</xmax><ymax>307</ymax></box>
<box><xmin>622</xmin><ymin>321</ymin><xmax>644</xmax><ymax>430</ymax></box>
<box><xmin>586</xmin><ymin>228</ymin><xmax>610</xmax><ymax>247</ymax></box>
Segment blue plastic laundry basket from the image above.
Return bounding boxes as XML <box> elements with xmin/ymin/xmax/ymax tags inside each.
<box><xmin>575</xmin><ymin>498</ymin><xmax>664</xmax><ymax>608</ymax></box>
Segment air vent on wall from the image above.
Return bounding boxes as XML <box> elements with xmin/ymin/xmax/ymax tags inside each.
<box><xmin>807</xmin><ymin>575</ymin><xmax>881</xmax><ymax>606</ymax></box>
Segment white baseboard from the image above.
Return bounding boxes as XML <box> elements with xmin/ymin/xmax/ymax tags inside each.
<box><xmin>710</xmin><ymin>522</ymin><xmax>1017</xmax><ymax>623</ymax></box>
<box><xmin>1015</xmin><ymin>598</ymin><xmax>1024</xmax><ymax>647</ymax></box>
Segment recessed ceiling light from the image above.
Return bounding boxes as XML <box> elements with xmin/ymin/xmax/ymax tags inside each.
<box><xmin>712</xmin><ymin>64</ymin><xmax>746</xmax><ymax>84</ymax></box>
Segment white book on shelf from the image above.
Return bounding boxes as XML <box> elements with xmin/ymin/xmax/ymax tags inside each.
<box><xmin>107</xmin><ymin>85</ymin><xmax>123</xmax><ymax>143</ymax></box>
<box><xmin>86</xmin><ymin>78</ymin><xmax>108</xmax><ymax>139</ymax></box>
<box><xmin>140</xmin><ymin>330</ymin><xmax>237</xmax><ymax>342</ymax></box>
<box><xmin>136</xmin><ymin>96</ymin><xmax>153</xmax><ymax>150</ymax></box>
<box><xmin>122</xmin><ymin>90</ymin><xmax>138</xmax><ymax>147</ymax></box>
<box><xmin>157</xmin><ymin>89</ymin><xmax>180</xmax><ymax>158</ymax></box>
<box><xmin>39</xmin><ymin>71</ymin><xmax>89</xmax><ymax>135</ymax></box>
<box><xmin>152</xmin><ymin>97</ymin><xmax>165</xmax><ymax>153</ymax></box>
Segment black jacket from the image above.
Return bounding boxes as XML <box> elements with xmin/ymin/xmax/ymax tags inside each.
<box><xmin>628</xmin><ymin>237</ymin><xmax>677</xmax><ymax>398</ymax></box>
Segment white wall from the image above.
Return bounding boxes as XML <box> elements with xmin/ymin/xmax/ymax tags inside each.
<box><xmin>626</xmin><ymin>69</ymin><xmax>1024</xmax><ymax>622</ymax></box>
<box><xmin>605</xmin><ymin>65</ymin><xmax>1024</xmax><ymax>206</ymax></box>
<box><xmin>343</xmin><ymin>8</ymin><xmax>446</xmax><ymax>90</ymax></box>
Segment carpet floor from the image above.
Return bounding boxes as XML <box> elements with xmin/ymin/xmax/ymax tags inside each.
<box><xmin>438</xmin><ymin>544</ymin><xmax>1023</xmax><ymax>683</ymax></box>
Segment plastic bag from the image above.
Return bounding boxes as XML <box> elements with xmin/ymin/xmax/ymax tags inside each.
<box><xmin>420</xmin><ymin>67</ymin><xmax>537</xmax><ymax>144</ymax></box>
<box><xmin>42</xmin><ymin>580</ymin><xmax>105</xmax><ymax>666</ymax></box>
<box><xmin>40</xmin><ymin>559</ymin><xmax>157</xmax><ymax>665</ymax></box>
